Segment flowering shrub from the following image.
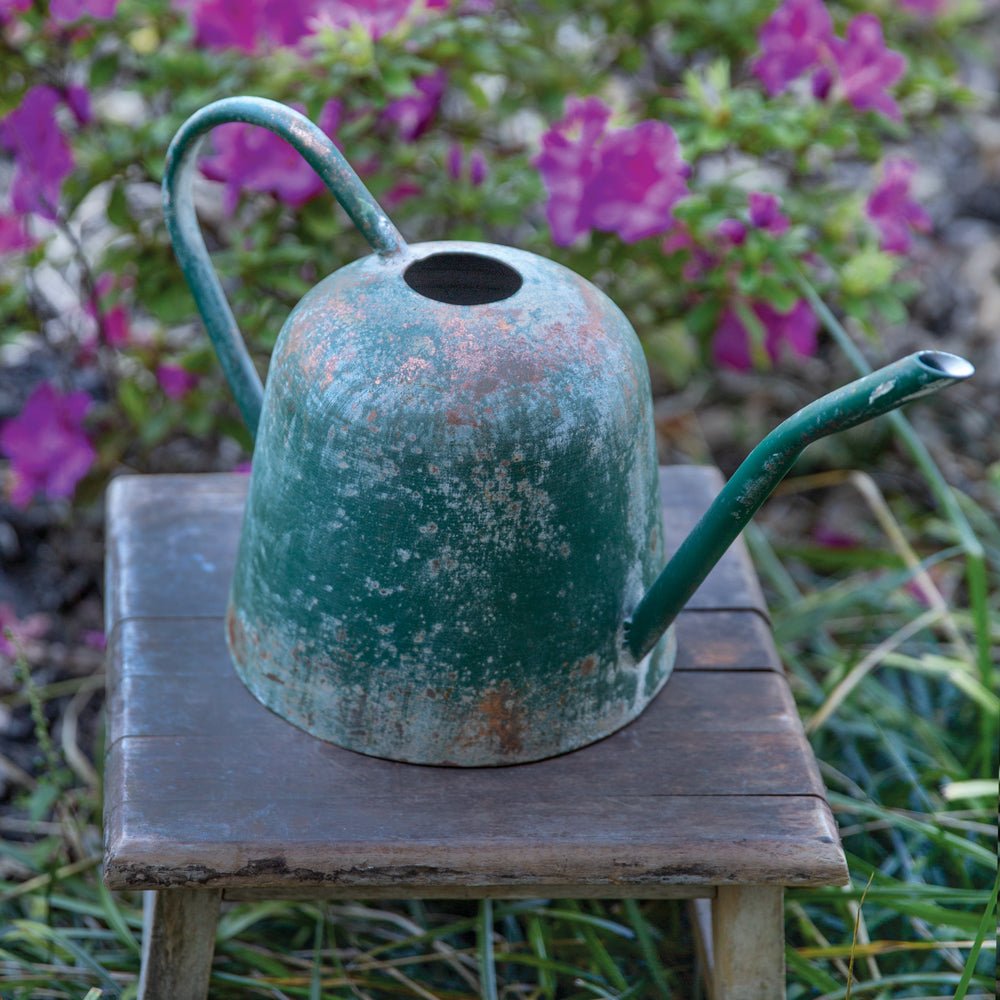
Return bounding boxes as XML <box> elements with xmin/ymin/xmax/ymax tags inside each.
<box><xmin>0</xmin><ymin>0</ymin><xmax>984</xmax><ymax>507</ymax></box>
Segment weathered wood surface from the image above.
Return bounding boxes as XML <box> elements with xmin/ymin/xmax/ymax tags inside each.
<box><xmin>104</xmin><ymin>467</ymin><xmax>848</xmax><ymax>895</ymax></box>
<box><xmin>710</xmin><ymin>886</ymin><xmax>786</xmax><ymax>1000</ymax></box>
<box><xmin>138</xmin><ymin>888</ymin><xmax>220</xmax><ymax>1000</ymax></box>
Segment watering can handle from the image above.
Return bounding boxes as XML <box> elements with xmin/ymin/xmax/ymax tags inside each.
<box><xmin>162</xmin><ymin>96</ymin><xmax>406</xmax><ymax>438</ymax></box>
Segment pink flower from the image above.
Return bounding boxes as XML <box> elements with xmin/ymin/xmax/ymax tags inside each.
<box><xmin>716</xmin><ymin>218</ymin><xmax>747</xmax><ymax>245</ymax></box>
<box><xmin>752</xmin><ymin>1</ymin><xmax>906</xmax><ymax>120</ymax></box>
<box><xmin>826</xmin><ymin>15</ymin><xmax>907</xmax><ymax>120</ymax></box>
<box><xmin>82</xmin><ymin>629</ymin><xmax>106</xmax><ymax>649</ymax></box>
<box><xmin>102</xmin><ymin>305</ymin><xmax>131</xmax><ymax>347</ymax></box>
<box><xmin>535</xmin><ymin>97</ymin><xmax>689</xmax><ymax>246</ymax></box>
<box><xmin>200</xmin><ymin>99</ymin><xmax>342</xmax><ymax>212</ymax></box>
<box><xmin>49</xmin><ymin>0</ymin><xmax>119</xmax><ymax>21</ymax></box>
<box><xmin>0</xmin><ymin>604</ymin><xmax>49</xmax><ymax>659</ymax></box>
<box><xmin>661</xmin><ymin>224</ymin><xmax>717</xmax><ymax>281</ymax></box>
<box><xmin>63</xmin><ymin>85</ymin><xmax>93</xmax><ymax>126</ymax></box>
<box><xmin>0</xmin><ymin>214</ymin><xmax>33</xmax><ymax>254</ymax></box>
<box><xmin>0</xmin><ymin>87</ymin><xmax>75</xmax><ymax>221</ymax></box>
<box><xmin>0</xmin><ymin>383</ymin><xmax>96</xmax><ymax>506</ymax></box>
<box><xmin>175</xmin><ymin>0</ymin><xmax>316</xmax><ymax>51</ymax></box>
<box><xmin>320</xmin><ymin>0</ymin><xmax>414</xmax><ymax>39</ymax></box>
<box><xmin>0</xmin><ymin>0</ymin><xmax>31</xmax><ymax>22</ymax></box>
<box><xmin>534</xmin><ymin>97</ymin><xmax>610</xmax><ymax>246</ymax></box>
<box><xmin>712</xmin><ymin>299</ymin><xmax>818</xmax><ymax>370</ymax></box>
<box><xmin>752</xmin><ymin>0</ymin><xmax>834</xmax><ymax>96</ymax></box>
<box><xmin>157</xmin><ymin>364</ymin><xmax>199</xmax><ymax>399</ymax></box>
<box><xmin>748</xmin><ymin>191</ymin><xmax>790</xmax><ymax>234</ymax></box>
<box><xmin>814</xmin><ymin>526</ymin><xmax>858</xmax><ymax>548</ymax></box>
<box><xmin>446</xmin><ymin>143</ymin><xmax>488</xmax><ymax>186</ymax></box>
<box><xmin>866</xmin><ymin>158</ymin><xmax>931</xmax><ymax>254</ymax></box>
<box><xmin>383</xmin><ymin>181</ymin><xmax>422</xmax><ymax>207</ymax></box>
<box><xmin>382</xmin><ymin>70</ymin><xmax>447</xmax><ymax>142</ymax></box>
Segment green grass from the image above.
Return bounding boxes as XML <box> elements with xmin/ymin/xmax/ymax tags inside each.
<box><xmin>1</xmin><ymin>397</ymin><xmax>997</xmax><ymax>998</ymax></box>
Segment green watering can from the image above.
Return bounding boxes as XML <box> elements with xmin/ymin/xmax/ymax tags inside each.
<box><xmin>163</xmin><ymin>97</ymin><xmax>974</xmax><ymax>766</ymax></box>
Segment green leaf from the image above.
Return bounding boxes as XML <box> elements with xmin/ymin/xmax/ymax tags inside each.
<box><xmin>106</xmin><ymin>181</ymin><xmax>130</xmax><ymax>229</ymax></box>
<box><xmin>841</xmin><ymin>249</ymin><xmax>901</xmax><ymax>297</ymax></box>
<box><xmin>117</xmin><ymin>380</ymin><xmax>149</xmax><ymax>427</ymax></box>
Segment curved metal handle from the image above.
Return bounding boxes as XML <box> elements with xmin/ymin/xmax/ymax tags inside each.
<box><xmin>162</xmin><ymin>96</ymin><xmax>406</xmax><ymax>438</ymax></box>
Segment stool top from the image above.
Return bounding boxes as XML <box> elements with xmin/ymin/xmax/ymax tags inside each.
<box><xmin>103</xmin><ymin>467</ymin><xmax>847</xmax><ymax>896</ymax></box>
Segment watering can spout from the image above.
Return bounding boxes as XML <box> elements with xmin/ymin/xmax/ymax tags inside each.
<box><xmin>626</xmin><ymin>350</ymin><xmax>975</xmax><ymax>661</ymax></box>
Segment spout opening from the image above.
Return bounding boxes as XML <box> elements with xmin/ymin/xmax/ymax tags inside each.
<box><xmin>404</xmin><ymin>252</ymin><xmax>523</xmax><ymax>306</ymax></box>
<box><xmin>916</xmin><ymin>350</ymin><xmax>975</xmax><ymax>380</ymax></box>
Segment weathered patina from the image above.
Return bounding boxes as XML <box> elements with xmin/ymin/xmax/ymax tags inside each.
<box><xmin>163</xmin><ymin>96</ymin><xmax>974</xmax><ymax>765</ymax></box>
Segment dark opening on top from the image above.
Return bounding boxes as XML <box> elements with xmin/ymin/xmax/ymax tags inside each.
<box><xmin>404</xmin><ymin>252</ymin><xmax>523</xmax><ymax>306</ymax></box>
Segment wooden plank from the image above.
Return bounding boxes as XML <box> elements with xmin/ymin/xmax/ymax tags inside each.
<box><xmin>104</xmin><ymin>474</ymin><xmax>246</xmax><ymax>629</ymax></box>
<box><xmin>104</xmin><ymin>793</ymin><xmax>847</xmax><ymax>891</ymax></box>
<box><xmin>223</xmin><ymin>885</ymin><xmax>716</xmax><ymax>901</ymax></box>
<box><xmin>138</xmin><ymin>888</ymin><xmax>220</xmax><ymax>1000</ymax></box>
<box><xmin>106</xmin><ymin>725</ymin><xmax>825</xmax><ymax>803</ymax></box>
<box><xmin>675</xmin><ymin>611</ymin><xmax>780</xmax><ymax>672</ymax></box>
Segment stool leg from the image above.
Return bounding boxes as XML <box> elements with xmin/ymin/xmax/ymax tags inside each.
<box><xmin>710</xmin><ymin>885</ymin><xmax>784</xmax><ymax>1000</ymax></box>
<box><xmin>139</xmin><ymin>889</ymin><xmax>222</xmax><ymax>1000</ymax></box>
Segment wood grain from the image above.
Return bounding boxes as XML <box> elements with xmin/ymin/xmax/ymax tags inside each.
<box><xmin>138</xmin><ymin>889</ymin><xmax>220</xmax><ymax>1000</ymax></box>
<box><xmin>103</xmin><ymin>467</ymin><xmax>848</xmax><ymax>896</ymax></box>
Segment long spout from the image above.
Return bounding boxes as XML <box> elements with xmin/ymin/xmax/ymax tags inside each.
<box><xmin>626</xmin><ymin>350</ymin><xmax>974</xmax><ymax>661</ymax></box>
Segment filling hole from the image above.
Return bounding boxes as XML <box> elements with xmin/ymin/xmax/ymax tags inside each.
<box><xmin>404</xmin><ymin>252</ymin><xmax>523</xmax><ymax>305</ymax></box>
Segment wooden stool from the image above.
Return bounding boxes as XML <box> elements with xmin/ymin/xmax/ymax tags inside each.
<box><xmin>104</xmin><ymin>466</ymin><xmax>848</xmax><ymax>1000</ymax></box>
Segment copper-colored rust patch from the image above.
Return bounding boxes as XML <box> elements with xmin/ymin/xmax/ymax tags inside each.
<box><xmin>263</xmin><ymin>671</ymin><xmax>286</xmax><ymax>686</ymax></box>
<box><xmin>476</xmin><ymin>680</ymin><xmax>525</xmax><ymax>756</ymax></box>
<box><xmin>226</xmin><ymin>607</ymin><xmax>246</xmax><ymax>664</ymax></box>
<box><xmin>576</xmin><ymin>654</ymin><xmax>597</xmax><ymax>677</ymax></box>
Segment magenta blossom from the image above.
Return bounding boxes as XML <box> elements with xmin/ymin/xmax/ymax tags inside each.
<box><xmin>748</xmin><ymin>191</ymin><xmax>790</xmax><ymax>234</ymax></box>
<box><xmin>175</xmin><ymin>0</ymin><xmax>316</xmax><ymax>51</ymax></box>
<box><xmin>534</xmin><ymin>97</ymin><xmax>610</xmax><ymax>246</ymax></box>
<box><xmin>317</xmin><ymin>0</ymin><xmax>414</xmax><ymax>39</ymax></box>
<box><xmin>157</xmin><ymin>365</ymin><xmax>199</xmax><ymax>400</ymax></box>
<box><xmin>0</xmin><ymin>0</ymin><xmax>30</xmax><ymax>23</ymax></box>
<box><xmin>712</xmin><ymin>299</ymin><xmax>818</xmax><ymax>371</ymax></box>
<box><xmin>866</xmin><ymin>158</ymin><xmax>931</xmax><ymax>254</ymax></box>
<box><xmin>382</xmin><ymin>70</ymin><xmax>447</xmax><ymax>142</ymax></box>
<box><xmin>49</xmin><ymin>0</ymin><xmax>119</xmax><ymax>21</ymax></box>
<box><xmin>0</xmin><ymin>87</ymin><xmax>75</xmax><ymax>221</ymax></box>
<box><xmin>825</xmin><ymin>15</ymin><xmax>906</xmax><ymax>120</ymax></box>
<box><xmin>200</xmin><ymin>100</ymin><xmax>342</xmax><ymax>212</ymax></box>
<box><xmin>447</xmin><ymin>143</ymin><xmax>488</xmax><ymax>186</ymax></box>
<box><xmin>64</xmin><ymin>85</ymin><xmax>93</xmax><ymax>126</ymax></box>
<box><xmin>716</xmin><ymin>218</ymin><xmax>747</xmax><ymax>245</ymax></box>
<box><xmin>535</xmin><ymin>97</ymin><xmax>689</xmax><ymax>246</ymax></box>
<box><xmin>0</xmin><ymin>214</ymin><xmax>33</xmax><ymax>254</ymax></box>
<box><xmin>0</xmin><ymin>383</ymin><xmax>96</xmax><ymax>507</ymax></box>
<box><xmin>752</xmin><ymin>0</ymin><xmax>833</xmax><ymax>96</ymax></box>
<box><xmin>661</xmin><ymin>224</ymin><xmax>717</xmax><ymax>281</ymax></box>
<box><xmin>753</xmin><ymin>0</ymin><xmax>906</xmax><ymax>119</ymax></box>
<box><xmin>0</xmin><ymin>604</ymin><xmax>49</xmax><ymax>659</ymax></box>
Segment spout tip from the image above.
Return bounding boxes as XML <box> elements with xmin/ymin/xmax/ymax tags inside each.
<box><xmin>916</xmin><ymin>350</ymin><xmax>975</xmax><ymax>381</ymax></box>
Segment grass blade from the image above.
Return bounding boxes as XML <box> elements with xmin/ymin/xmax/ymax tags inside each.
<box><xmin>477</xmin><ymin>899</ymin><xmax>498</xmax><ymax>1000</ymax></box>
<box><xmin>952</xmin><ymin>870</ymin><xmax>999</xmax><ymax>1000</ymax></box>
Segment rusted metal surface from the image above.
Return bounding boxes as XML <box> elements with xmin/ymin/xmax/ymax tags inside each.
<box><xmin>228</xmin><ymin>240</ymin><xmax>672</xmax><ymax>764</ymax></box>
<box><xmin>162</xmin><ymin>97</ymin><xmax>973</xmax><ymax>765</ymax></box>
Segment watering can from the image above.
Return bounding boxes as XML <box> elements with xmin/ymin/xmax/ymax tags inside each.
<box><xmin>163</xmin><ymin>97</ymin><xmax>974</xmax><ymax>766</ymax></box>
